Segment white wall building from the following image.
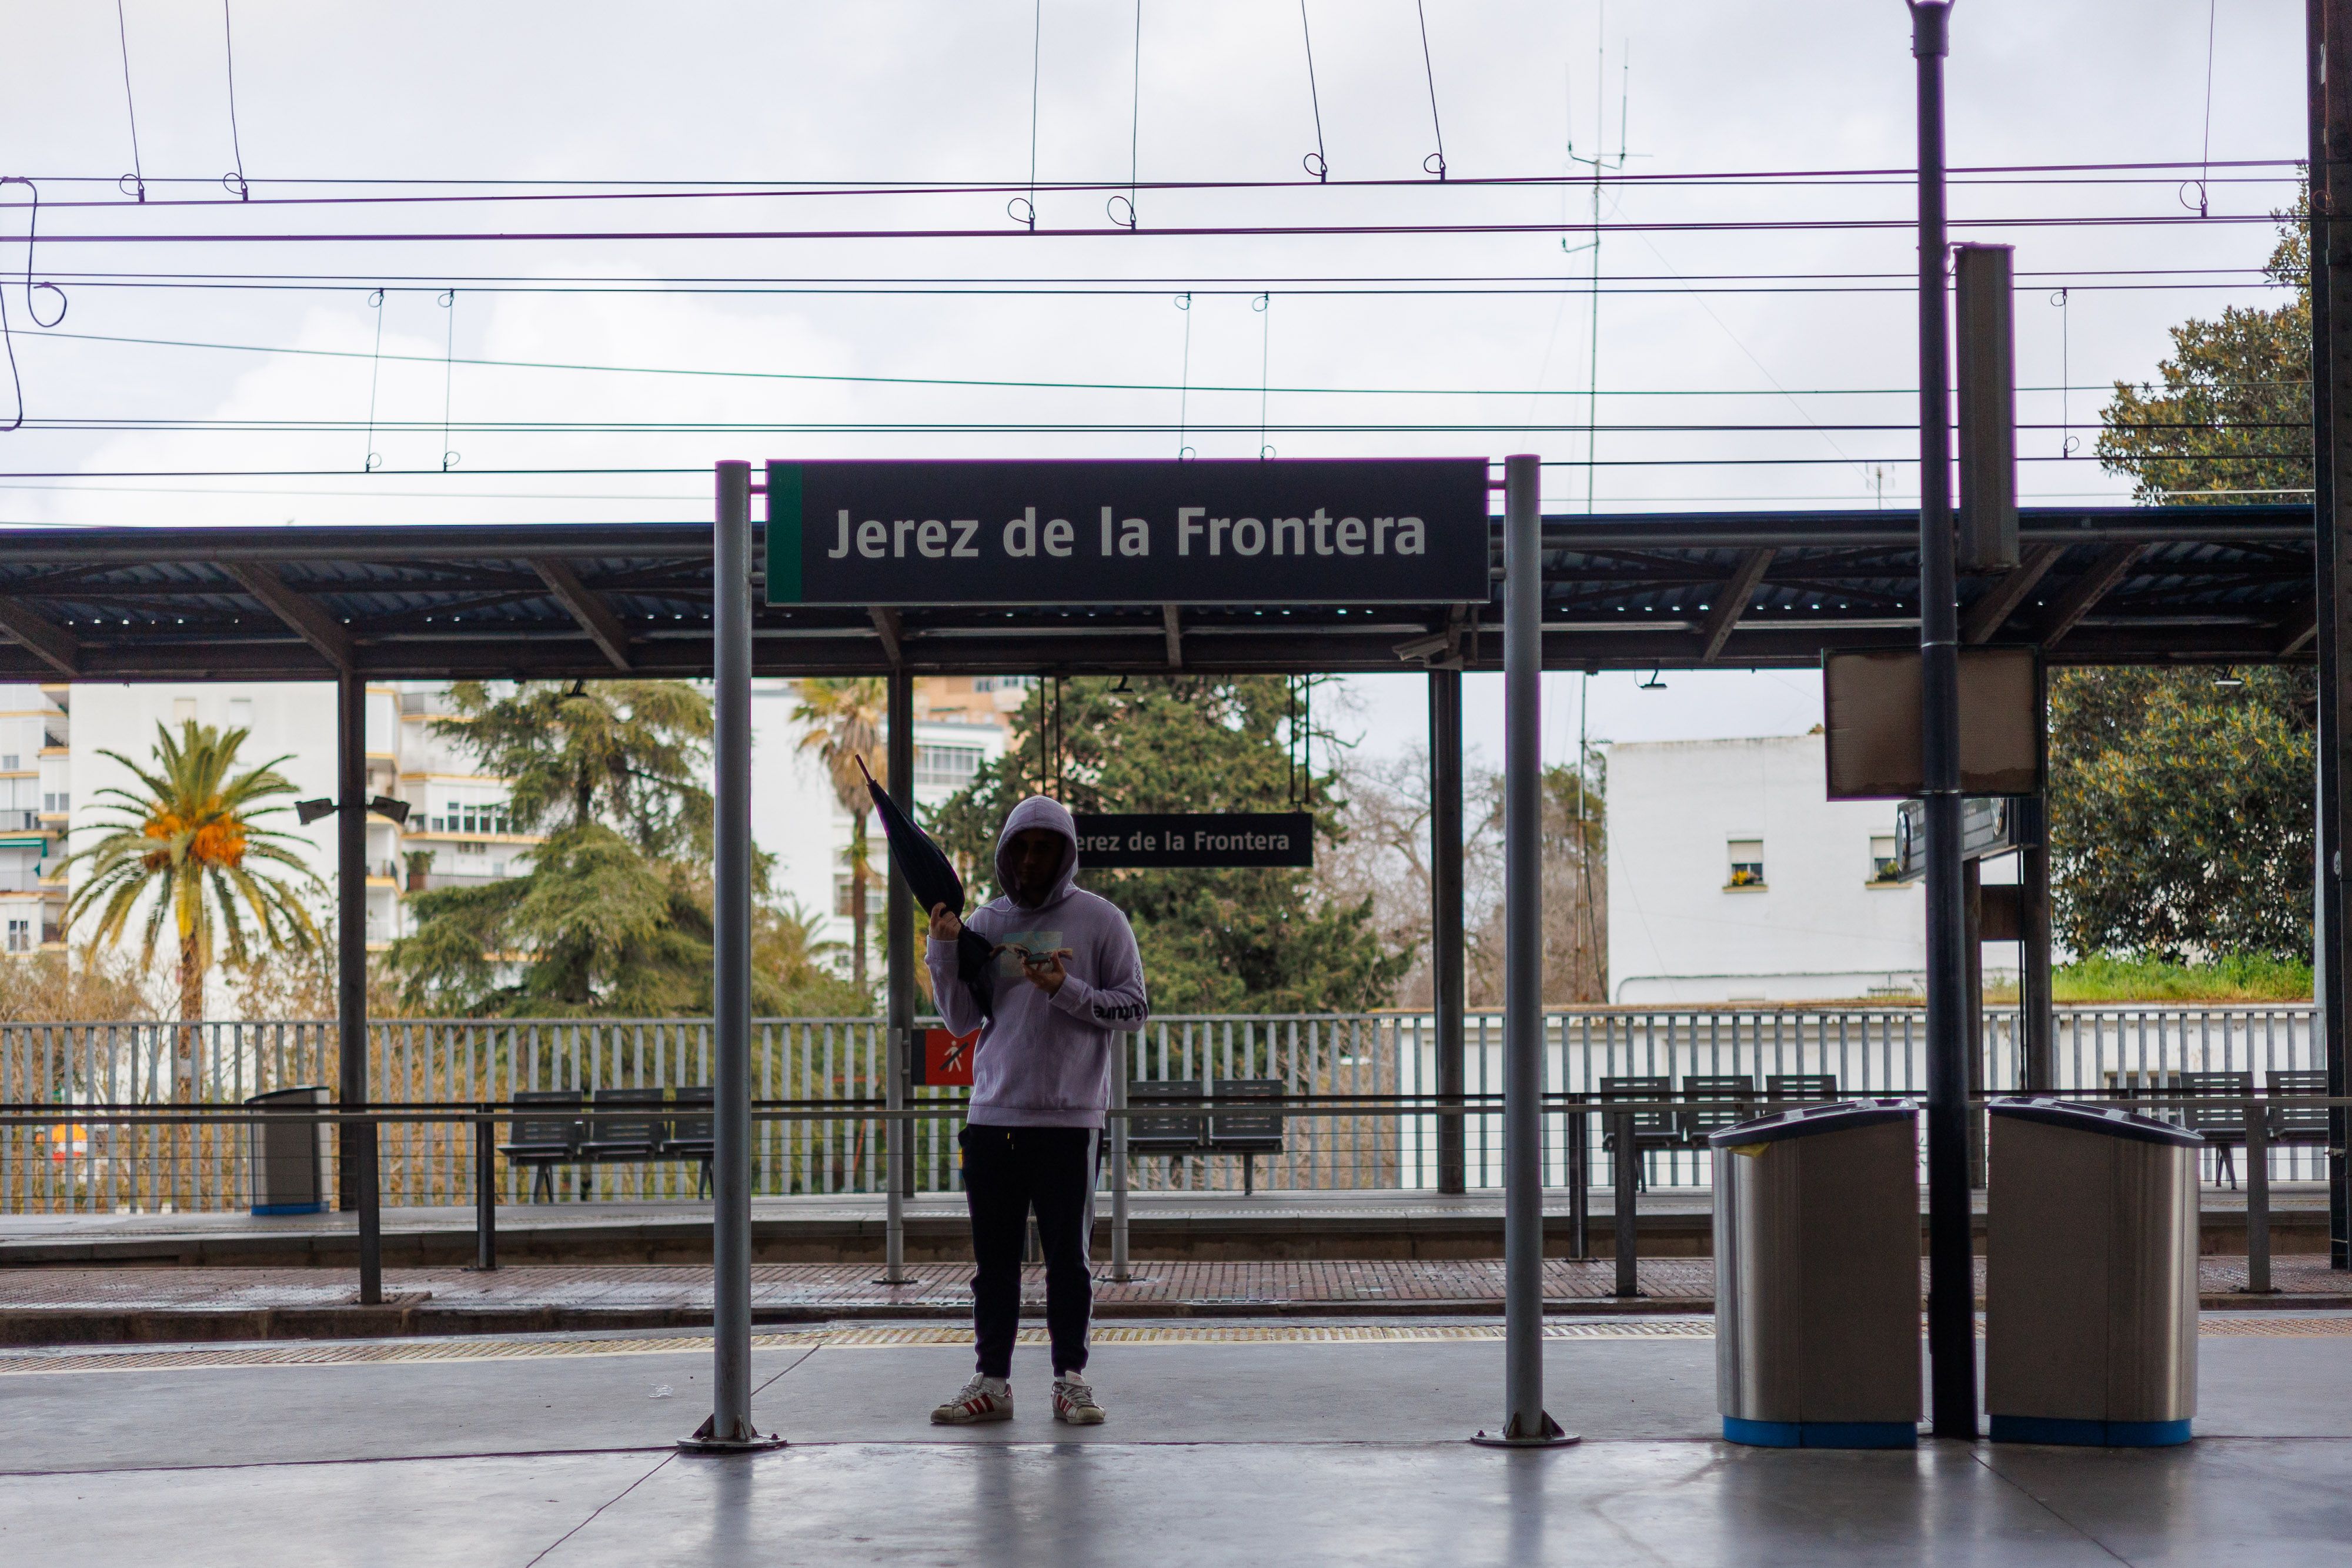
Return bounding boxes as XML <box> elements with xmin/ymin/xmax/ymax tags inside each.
<box><xmin>1605</xmin><ymin>731</ymin><xmax>2016</xmax><ymax>1005</ymax></box>
<box><xmin>751</xmin><ymin>676</ymin><xmax>1024</xmax><ymax>961</ymax></box>
<box><xmin>0</xmin><ymin>683</ymin><xmax>69</xmax><ymax>957</ymax></box>
<box><xmin>52</xmin><ymin>681</ymin><xmax>526</xmax><ymax>1001</ymax></box>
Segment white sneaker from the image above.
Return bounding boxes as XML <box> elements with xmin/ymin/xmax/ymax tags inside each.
<box><xmin>931</xmin><ymin>1374</ymin><xmax>1013</xmax><ymax>1425</ymax></box>
<box><xmin>1053</xmin><ymin>1375</ymin><xmax>1105</xmax><ymax>1425</ymax></box>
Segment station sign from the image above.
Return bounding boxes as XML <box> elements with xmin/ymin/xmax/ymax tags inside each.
<box><xmin>1073</xmin><ymin>811</ymin><xmax>1314</xmax><ymax>868</ymax></box>
<box><xmin>763</xmin><ymin>458</ymin><xmax>1490</xmax><ymax>606</ymax></box>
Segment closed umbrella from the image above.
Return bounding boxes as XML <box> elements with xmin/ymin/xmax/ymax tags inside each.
<box><xmin>856</xmin><ymin>757</ymin><xmax>997</xmax><ymax>1016</ymax></box>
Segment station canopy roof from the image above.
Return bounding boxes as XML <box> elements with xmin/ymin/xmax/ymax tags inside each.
<box><xmin>0</xmin><ymin>504</ymin><xmax>2314</xmax><ymax>683</ymax></box>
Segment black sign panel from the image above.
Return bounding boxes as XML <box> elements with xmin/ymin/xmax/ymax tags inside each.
<box><xmin>764</xmin><ymin>458</ymin><xmax>1489</xmax><ymax>606</ymax></box>
<box><xmin>1074</xmin><ymin>813</ymin><xmax>1315</xmax><ymax>868</ymax></box>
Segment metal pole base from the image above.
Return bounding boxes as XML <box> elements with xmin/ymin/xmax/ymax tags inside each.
<box><xmin>1471</xmin><ymin>1412</ymin><xmax>1580</xmax><ymax>1449</ymax></box>
<box><xmin>679</xmin><ymin>1415</ymin><xmax>789</xmax><ymax>1455</ymax></box>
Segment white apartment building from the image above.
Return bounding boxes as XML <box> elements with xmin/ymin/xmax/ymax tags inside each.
<box><xmin>0</xmin><ymin>684</ymin><xmax>69</xmax><ymax>957</ymax></box>
<box><xmin>751</xmin><ymin>676</ymin><xmax>1024</xmax><ymax>958</ymax></box>
<box><xmin>58</xmin><ymin>681</ymin><xmax>514</xmax><ymax>976</ymax></box>
<box><xmin>1605</xmin><ymin>731</ymin><xmax>2016</xmax><ymax>1005</ymax></box>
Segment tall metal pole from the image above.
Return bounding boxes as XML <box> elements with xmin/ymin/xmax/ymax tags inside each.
<box><xmin>2017</xmin><ymin>792</ymin><xmax>2055</xmax><ymax>1094</ymax></box>
<box><xmin>1910</xmin><ymin>0</ymin><xmax>1979</xmax><ymax>1440</ymax></box>
<box><xmin>684</xmin><ymin>459</ymin><xmax>780</xmax><ymax>1452</ymax></box>
<box><xmin>884</xmin><ymin>666</ymin><xmax>916</xmax><ymax>1284</ymax></box>
<box><xmin>1429</xmin><ymin>667</ymin><xmax>1467</xmax><ymax>1196</ymax></box>
<box><xmin>335</xmin><ymin>668</ymin><xmax>379</xmax><ymax>1307</ymax></box>
<box><xmin>1475</xmin><ymin>453</ymin><xmax>1573</xmax><ymax>1447</ymax></box>
<box><xmin>2308</xmin><ymin>0</ymin><xmax>2352</xmax><ymax>1272</ymax></box>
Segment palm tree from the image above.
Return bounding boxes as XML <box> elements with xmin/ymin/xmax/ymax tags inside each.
<box><xmin>65</xmin><ymin>720</ymin><xmax>324</xmax><ymax>1088</ymax></box>
<box><xmin>791</xmin><ymin>678</ymin><xmax>887</xmax><ymax>993</ymax></box>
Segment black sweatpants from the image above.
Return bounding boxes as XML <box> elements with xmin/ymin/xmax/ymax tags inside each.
<box><xmin>960</xmin><ymin>1123</ymin><xmax>1098</xmax><ymax>1379</ymax></box>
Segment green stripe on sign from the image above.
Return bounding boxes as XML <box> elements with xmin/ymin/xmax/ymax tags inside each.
<box><xmin>764</xmin><ymin>460</ymin><xmax>803</xmax><ymax>603</ymax></box>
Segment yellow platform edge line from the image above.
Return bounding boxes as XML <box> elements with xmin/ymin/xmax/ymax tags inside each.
<box><xmin>0</xmin><ymin>1313</ymin><xmax>2343</xmax><ymax>1376</ymax></box>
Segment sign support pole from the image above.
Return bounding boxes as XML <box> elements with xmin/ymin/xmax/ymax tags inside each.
<box><xmin>683</xmin><ymin>459</ymin><xmax>782</xmax><ymax>1453</ymax></box>
<box><xmin>1431</xmin><ymin>668</ymin><xmax>1467</xmax><ymax>1196</ymax></box>
<box><xmin>1475</xmin><ymin>453</ymin><xmax>1575</xmax><ymax>1449</ymax></box>
<box><xmin>884</xmin><ymin>667</ymin><xmax>916</xmax><ymax>1285</ymax></box>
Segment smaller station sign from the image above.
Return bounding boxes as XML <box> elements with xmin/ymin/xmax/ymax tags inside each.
<box><xmin>1074</xmin><ymin>812</ymin><xmax>1314</xmax><ymax>869</ymax></box>
<box><xmin>764</xmin><ymin>457</ymin><xmax>1489</xmax><ymax>606</ymax></box>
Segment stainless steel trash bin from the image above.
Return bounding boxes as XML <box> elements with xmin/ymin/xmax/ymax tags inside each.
<box><xmin>1711</xmin><ymin>1099</ymin><xmax>1921</xmax><ymax>1449</ymax></box>
<box><xmin>1986</xmin><ymin>1096</ymin><xmax>2199</xmax><ymax>1447</ymax></box>
<box><xmin>246</xmin><ymin>1085</ymin><xmax>329</xmax><ymax>1216</ymax></box>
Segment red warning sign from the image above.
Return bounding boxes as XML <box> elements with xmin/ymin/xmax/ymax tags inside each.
<box><xmin>914</xmin><ymin>1027</ymin><xmax>979</xmax><ymax>1087</ymax></box>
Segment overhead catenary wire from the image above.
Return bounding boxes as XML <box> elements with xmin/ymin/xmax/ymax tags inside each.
<box><xmin>113</xmin><ymin>1</ymin><xmax>147</xmax><ymax>203</ymax></box>
<box><xmin>1174</xmin><ymin>291</ymin><xmax>1193</xmax><ymax>458</ymax></box>
<box><xmin>16</xmin><ymin>324</ymin><xmax>2308</xmax><ymax>398</ymax></box>
<box><xmin>1</xmin><ymin>178</ymin><xmax>68</xmax><ymax>328</ymax></box>
<box><xmin>3</xmin><ymin>414</ymin><xmax>2280</xmax><ymax>438</ymax></box>
<box><xmin>4</xmin><ymin>265</ymin><xmax>2294</xmax><ymax>300</ymax></box>
<box><xmin>1255</xmin><ymin>292</ymin><xmax>1274</xmax><ymax>458</ymax></box>
<box><xmin>222</xmin><ymin>2</ymin><xmax>252</xmax><ymax>201</ymax></box>
<box><xmin>362</xmin><ymin>288</ymin><xmax>385</xmax><ymax>472</ymax></box>
<box><xmin>1014</xmin><ymin>0</ymin><xmax>1043</xmax><ymax>230</ymax></box>
<box><xmin>1298</xmin><ymin>2</ymin><xmax>1328</xmax><ymax>182</ymax></box>
<box><xmin>1414</xmin><ymin>0</ymin><xmax>1447</xmax><ymax>179</ymax></box>
<box><xmin>0</xmin><ymin>153</ymin><xmax>2304</xmax><ymax>198</ymax></box>
<box><xmin>9</xmin><ymin>210</ymin><xmax>2299</xmax><ymax>246</ymax></box>
<box><xmin>437</xmin><ymin>288</ymin><xmax>458</xmax><ymax>471</ymax></box>
<box><xmin>0</xmin><ymin>453</ymin><xmax>2287</xmax><ymax>480</ymax></box>
<box><xmin>1113</xmin><ymin>0</ymin><xmax>1143</xmax><ymax>229</ymax></box>
<box><xmin>2186</xmin><ymin>0</ymin><xmax>2219</xmax><ymax>218</ymax></box>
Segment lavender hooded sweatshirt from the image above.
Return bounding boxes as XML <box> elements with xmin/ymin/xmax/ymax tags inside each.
<box><xmin>925</xmin><ymin>795</ymin><xmax>1148</xmax><ymax>1129</ymax></box>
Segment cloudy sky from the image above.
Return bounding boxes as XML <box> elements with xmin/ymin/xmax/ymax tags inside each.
<box><xmin>0</xmin><ymin>0</ymin><xmax>2310</xmax><ymax>764</ymax></box>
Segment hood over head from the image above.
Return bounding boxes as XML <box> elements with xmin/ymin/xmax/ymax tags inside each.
<box><xmin>995</xmin><ymin>795</ymin><xmax>1081</xmax><ymax>908</ymax></box>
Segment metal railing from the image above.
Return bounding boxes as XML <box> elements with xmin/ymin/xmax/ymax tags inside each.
<box><xmin>0</xmin><ymin>1005</ymin><xmax>2328</xmax><ymax>1215</ymax></box>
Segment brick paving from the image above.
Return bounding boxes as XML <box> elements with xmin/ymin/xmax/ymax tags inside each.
<box><xmin>0</xmin><ymin>1255</ymin><xmax>2345</xmax><ymax>1322</ymax></box>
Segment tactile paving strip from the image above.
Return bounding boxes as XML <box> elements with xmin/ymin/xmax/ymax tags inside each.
<box><xmin>0</xmin><ymin>1312</ymin><xmax>2340</xmax><ymax>1375</ymax></box>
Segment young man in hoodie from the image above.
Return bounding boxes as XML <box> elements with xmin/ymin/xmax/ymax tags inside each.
<box><xmin>923</xmin><ymin>794</ymin><xmax>1148</xmax><ymax>1427</ymax></box>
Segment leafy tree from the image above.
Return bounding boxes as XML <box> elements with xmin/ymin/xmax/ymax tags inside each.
<box><xmin>791</xmin><ymin>678</ymin><xmax>887</xmax><ymax>992</ymax></box>
<box><xmin>2062</xmin><ymin>203</ymin><xmax>2316</xmax><ymax>966</ymax></box>
<box><xmin>1325</xmin><ymin>748</ymin><xmax>1606</xmax><ymax>1005</ymax></box>
<box><xmin>392</xmin><ymin>680</ymin><xmax>854</xmax><ymax>1015</ymax></box>
<box><xmin>436</xmin><ymin>678</ymin><xmax>714</xmax><ymax>857</ymax></box>
<box><xmin>64</xmin><ymin>720</ymin><xmax>323</xmax><ymax>1045</ymax></box>
<box><xmin>2096</xmin><ymin>205</ymin><xmax>2308</xmax><ymax>503</ymax></box>
<box><xmin>2047</xmin><ymin>667</ymin><xmax>2313</xmax><ymax>964</ymax></box>
<box><xmin>933</xmin><ymin>676</ymin><xmax>1409</xmax><ymax>1014</ymax></box>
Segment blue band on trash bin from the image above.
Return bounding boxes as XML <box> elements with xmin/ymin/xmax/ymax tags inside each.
<box><xmin>251</xmin><ymin>1202</ymin><xmax>327</xmax><ymax>1216</ymax></box>
<box><xmin>1989</xmin><ymin>1415</ymin><xmax>2192</xmax><ymax>1447</ymax></box>
<box><xmin>1722</xmin><ymin>1417</ymin><xmax>1917</xmax><ymax>1449</ymax></box>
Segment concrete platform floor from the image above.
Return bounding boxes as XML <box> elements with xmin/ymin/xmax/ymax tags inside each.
<box><xmin>1</xmin><ymin>1315</ymin><xmax>2348</xmax><ymax>1565</ymax></box>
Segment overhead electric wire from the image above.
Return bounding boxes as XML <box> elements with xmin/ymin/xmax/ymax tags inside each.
<box><xmin>10</xmin><ymin>273</ymin><xmax>2292</xmax><ymax>300</ymax></box>
<box><xmin>20</xmin><ymin>325</ymin><xmax>2305</xmax><ymax>398</ymax></box>
<box><xmin>112</xmin><ymin>0</ymin><xmax>146</xmax><ymax>203</ymax></box>
<box><xmin>220</xmin><ymin>2</ymin><xmax>250</xmax><ymax>201</ymax></box>
<box><xmin>11</xmin><ymin>210</ymin><xmax>2298</xmax><ymax>246</ymax></box>
<box><xmin>0</xmin><ymin>454</ymin><xmax>2290</xmax><ymax>480</ymax></box>
<box><xmin>5</xmin><ymin>415</ymin><xmax>2281</xmax><ymax>436</ymax></box>
<box><xmin>0</xmin><ymin>154</ymin><xmax>2302</xmax><ymax>206</ymax></box>
<box><xmin>3</xmin><ymin>262</ymin><xmax>2281</xmax><ymax>293</ymax></box>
